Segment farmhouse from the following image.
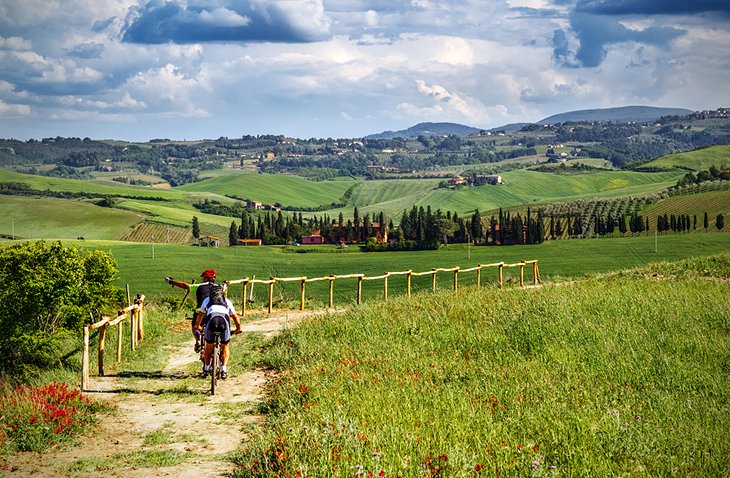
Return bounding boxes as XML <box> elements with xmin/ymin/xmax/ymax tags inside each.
<box><xmin>301</xmin><ymin>234</ymin><xmax>326</xmax><ymax>245</ymax></box>
<box><xmin>476</xmin><ymin>174</ymin><xmax>502</xmax><ymax>185</ymax></box>
<box><xmin>198</xmin><ymin>235</ymin><xmax>220</xmax><ymax>247</ymax></box>
<box><xmin>449</xmin><ymin>175</ymin><xmax>467</xmax><ymax>186</ymax></box>
<box><xmin>246</xmin><ymin>200</ymin><xmax>263</xmax><ymax>210</ymax></box>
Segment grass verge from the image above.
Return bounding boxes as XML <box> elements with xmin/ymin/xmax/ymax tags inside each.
<box><xmin>233</xmin><ymin>255</ymin><xmax>730</xmax><ymax>477</ymax></box>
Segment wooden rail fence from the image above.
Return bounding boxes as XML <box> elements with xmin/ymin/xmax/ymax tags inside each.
<box><xmin>228</xmin><ymin>260</ymin><xmax>539</xmax><ymax>317</ymax></box>
<box><xmin>81</xmin><ymin>293</ymin><xmax>145</xmax><ymax>391</ymax></box>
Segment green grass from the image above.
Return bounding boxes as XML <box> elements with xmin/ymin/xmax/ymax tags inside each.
<box><xmin>178</xmin><ymin>171</ymin><xmax>358</xmax><ymax>209</ymax></box>
<box><xmin>8</xmin><ymin>232</ymin><xmax>723</xmax><ymax>311</ymax></box>
<box><xmin>233</xmin><ymin>255</ymin><xmax>730</xmax><ymax>477</ymax></box>
<box><xmin>642</xmin><ymin>144</ymin><xmax>730</xmax><ymax>171</ymax></box>
<box><xmin>0</xmin><ymin>196</ymin><xmax>141</xmax><ymax>240</ymax></box>
<box><xmin>644</xmin><ymin>189</ymin><xmax>730</xmax><ymax>232</ymax></box>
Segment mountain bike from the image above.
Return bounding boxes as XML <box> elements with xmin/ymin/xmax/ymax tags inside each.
<box><xmin>209</xmin><ymin>330</ymin><xmax>223</xmax><ymax>395</ymax></box>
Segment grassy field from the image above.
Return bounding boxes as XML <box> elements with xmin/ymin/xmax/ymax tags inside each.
<box><xmin>177</xmin><ymin>171</ymin><xmax>358</xmax><ymax>209</ymax></box>
<box><xmin>416</xmin><ymin>170</ymin><xmax>680</xmax><ymax>215</ymax></box>
<box><xmin>233</xmin><ymin>255</ymin><xmax>730</xmax><ymax>477</ymax></box>
<box><xmin>641</xmin><ymin>144</ymin><xmax>730</xmax><ymax>170</ymax></box>
<box><xmin>644</xmin><ymin>189</ymin><xmax>730</xmax><ymax>232</ymax></box>
<box><xmin>0</xmin><ymin>196</ymin><xmax>141</xmax><ymax>240</ymax></box>
<box><xmin>14</xmin><ymin>232</ymin><xmax>724</xmax><ymax>310</ymax></box>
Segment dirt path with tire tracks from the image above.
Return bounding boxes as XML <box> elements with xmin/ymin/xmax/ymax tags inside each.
<box><xmin>2</xmin><ymin>309</ymin><xmax>324</xmax><ymax>477</ymax></box>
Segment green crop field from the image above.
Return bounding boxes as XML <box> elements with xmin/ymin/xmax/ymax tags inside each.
<box><xmin>178</xmin><ymin>171</ymin><xmax>358</xmax><ymax>209</ymax></box>
<box><xmin>644</xmin><ymin>190</ymin><xmax>730</xmax><ymax>232</ymax></box>
<box><xmin>0</xmin><ymin>168</ymin><xmax>186</xmax><ymax>200</ymax></box>
<box><xmin>416</xmin><ymin>170</ymin><xmax>680</xmax><ymax>215</ymax></box>
<box><xmin>0</xmin><ymin>196</ymin><xmax>141</xmax><ymax>240</ymax></box>
<box><xmin>642</xmin><ymin>144</ymin><xmax>730</xmax><ymax>170</ymax></box>
<box><xmin>23</xmin><ymin>232</ymin><xmax>725</xmax><ymax>309</ymax></box>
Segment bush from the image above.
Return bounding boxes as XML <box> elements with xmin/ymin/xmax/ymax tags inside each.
<box><xmin>0</xmin><ymin>241</ymin><xmax>124</xmax><ymax>377</ymax></box>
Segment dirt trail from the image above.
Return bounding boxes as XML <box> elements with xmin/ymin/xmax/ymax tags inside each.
<box><xmin>3</xmin><ymin>309</ymin><xmax>323</xmax><ymax>478</ymax></box>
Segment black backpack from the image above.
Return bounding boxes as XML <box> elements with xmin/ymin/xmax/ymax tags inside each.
<box><xmin>207</xmin><ymin>285</ymin><xmax>228</xmax><ymax>308</ymax></box>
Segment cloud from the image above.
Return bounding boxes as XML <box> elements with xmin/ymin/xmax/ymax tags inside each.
<box><xmin>0</xmin><ymin>99</ymin><xmax>31</xmax><ymax>117</ymax></box>
<box><xmin>576</xmin><ymin>0</ymin><xmax>730</xmax><ymax>16</ymax></box>
<box><xmin>66</xmin><ymin>42</ymin><xmax>105</xmax><ymax>59</ymax></box>
<box><xmin>554</xmin><ymin>9</ymin><xmax>686</xmax><ymax>67</ymax></box>
<box><xmin>0</xmin><ymin>36</ymin><xmax>32</xmax><ymax>51</ymax></box>
<box><xmin>122</xmin><ymin>0</ymin><xmax>332</xmax><ymax>44</ymax></box>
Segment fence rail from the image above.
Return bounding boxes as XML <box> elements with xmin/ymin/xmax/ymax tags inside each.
<box><xmin>227</xmin><ymin>260</ymin><xmax>539</xmax><ymax>316</ymax></box>
<box><xmin>81</xmin><ymin>293</ymin><xmax>145</xmax><ymax>391</ymax></box>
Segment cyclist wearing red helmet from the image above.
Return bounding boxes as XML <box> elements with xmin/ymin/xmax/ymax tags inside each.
<box><xmin>165</xmin><ymin>269</ymin><xmax>218</xmax><ymax>352</ymax></box>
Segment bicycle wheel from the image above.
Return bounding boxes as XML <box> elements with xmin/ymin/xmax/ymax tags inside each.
<box><xmin>211</xmin><ymin>341</ymin><xmax>219</xmax><ymax>395</ymax></box>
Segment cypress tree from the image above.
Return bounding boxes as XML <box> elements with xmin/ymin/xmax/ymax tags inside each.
<box><xmin>192</xmin><ymin>216</ymin><xmax>200</xmax><ymax>239</ymax></box>
<box><xmin>704</xmin><ymin>211</ymin><xmax>709</xmax><ymax>231</ymax></box>
<box><xmin>229</xmin><ymin>221</ymin><xmax>238</xmax><ymax>246</ymax></box>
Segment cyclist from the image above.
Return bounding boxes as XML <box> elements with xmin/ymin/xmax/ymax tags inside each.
<box><xmin>194</xmin><ymin>283</ymin><xmax>242</xmax><ymax>379</ymax></box>
<box><xmin>165</xmin><ymin>269</ymin><xmax>217</xmax><ymax>352</ymax></box>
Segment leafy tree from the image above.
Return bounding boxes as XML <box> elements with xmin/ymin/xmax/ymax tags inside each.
<box><xmin>0</xmin><ymin>241</ymin><xmax>123</xmax><ymax>377</ymax></box>
<box><xmin>716</xmin><ymin>214</ymin><xmax>725</xmax><ymax>231</ymax></box>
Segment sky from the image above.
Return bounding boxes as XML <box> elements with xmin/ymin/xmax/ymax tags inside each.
<box><xmin>0</xmin><ymin>0</ymin><xmax>729</xmax><ymax>141</ymax></box>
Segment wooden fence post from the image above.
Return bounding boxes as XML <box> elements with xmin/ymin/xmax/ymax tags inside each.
<box><xmin>520</xmin><ymin>262</ymin><xmax>525</xmax><ymax>287</ymax></box>
<box><xmin>453</xmin><ymin>268</ymin><xmax>459</xmax><ymax>291</ymax></box>
<box><xmin>406</xmin><ymin>270</ymin><xmax>412</xmax><ymax>298</ymax></box>
<box><xmin>383</xmin><ymin>272</ymin><xmax>389</xmax><ymax>302</ymax></box>
<box><xmin>82</xmin><ymin>326</ymin><xmax>90</xmax><ymax>390</ymax></box>
<box><xmin>499</xmin><ymin>263</ymin><xmax>504</xmax><ymax>289</ymax></box>
<box><xmin>533</xmin><ymin>261</ymin><xmax>539</xmax><ymax>285</ymax></box>
<box><xmin>136</xmin><ymin>295</ymin><xmax>144</xmax><ymax>341</ymax></box>
<box><xmin>268</xmin><ymin>278</ymin><xmax>274</xmax><ymax>314</ymax></box>
<box><xmin>431</xmin><ymin>268</ymin><xmax>437</xmax><ymax>292</ymax></box>
<box><xmin>328</xmin><ymin>276</ymin><xmax>335</xmax><ymax>309</ymax></box>
<box><xmin>300</xmin><ymin>278</ymin><xmax>306</xmax><ymax>311</ymax></box>
<box><xmin>357</xmin><ymin>275</ymin><xmax>363</xmax><ymax>305</ymax></box>
<box><xmin>241</xmin><ymin>280</ymin><xmax>248</xmax><ymax>318</ymax></box>
<box><xmin>98</xmin><ymin>324</ymin><xmax>106</xmax><ymax>376</ymax></box>
<box><xmin>117</xmin><ymin>317</ymin><xmax>123</xmax><ymax>363</ymax></box>
<box><xmin>130</xmin><ymin>307</ymin><xmax>136</xmax><ymax>352</ymax></box>
<box><xmin>477</xmin><ymin>265</ymin><xmax>482</xmax><ymax>288</ymax></box>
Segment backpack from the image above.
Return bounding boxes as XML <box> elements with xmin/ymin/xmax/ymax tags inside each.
<box><xmin>207</xmin><ymin>285</ymin><xmax>228</xmax><ymax>308</ymax></box>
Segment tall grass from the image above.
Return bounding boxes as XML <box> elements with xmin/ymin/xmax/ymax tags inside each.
<box><xmin>234</xmin><ymin>256</ymin><xmax>730</xmax><ymax>477</ymax></box>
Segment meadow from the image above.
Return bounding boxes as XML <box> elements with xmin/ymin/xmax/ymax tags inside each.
<box><xmin>233</xmin><ymin>255</ymin><xmax>730</xmax><ymax>477</ymax></box>
<box><xmin>47</xmin><ymin>232</ymin><xmax>730</xmax><ymax>310</ymax></box>
<box><xmin>641</xmin><ymin>144</ymin><xmax>730</xmax><ymax>170</ymax></box>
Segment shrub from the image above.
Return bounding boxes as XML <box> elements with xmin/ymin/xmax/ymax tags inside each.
<box><xmin>0</xmin><ymin>241</ymin><xmax>124</xmax><ymax>377</ymax></box>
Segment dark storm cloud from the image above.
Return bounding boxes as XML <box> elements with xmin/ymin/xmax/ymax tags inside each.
<box><xmin>569</xmin><ymin>11</ymin><xmax>684</xmax><ymax>67</ymax></box>
<box><xmin>122</xmin><ymin>1</ymin><xmax>330</xmax><ymax>44</ymax></box>
<box><xmin>576</xmin><ymin>0</ymin><xmax>730</xmax><ymax>16</ymax></box>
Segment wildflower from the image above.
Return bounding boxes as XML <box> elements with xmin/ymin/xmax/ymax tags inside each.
<box><xmin>549</xmin><ymin>465</ymin><xmax>556</xmax><ymax>470</ymax></box>
<box><xmin>474</xmin><ymin>463</ymin><xmax>484</xmax><ymax>472</ymax></box>
<box><xmin>373</xmin><ymin>449</ymin><xmax>381</xmax><ymax>457</ymax></box>
<box><xmin>531</xmin><ymin>461</ymin><xmax>539</xmax><ymax>469</ymax></box>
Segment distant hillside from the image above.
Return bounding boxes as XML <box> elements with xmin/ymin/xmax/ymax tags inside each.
<box><xmin>641</xmin><ymin>145</ymin><xmax>730</xmax><ymax>171</ymax></box>
<box><xmin>366</xmin><ymin>122</ymin><xmax>481</xmax><ymax>139</ymax></box>
<box><xmin>537</xmin><ymin>106</ymin><xmax>693</xmax><ymax>125</ymax></box>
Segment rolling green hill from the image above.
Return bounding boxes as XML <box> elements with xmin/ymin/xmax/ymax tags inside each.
<box><xmin>178</xmin><ymin>171</ymin><xmax>358</xmax><ymax>209</ymax></box>
<box><xmin>641</xmin><ymin>144</ymin><xmax>730</xmax><ymax>171</ymax></box>
<box><xmin>0</xmin><ymin>196</ymin><xmax>141</xmax><ymax>240</ymax></box>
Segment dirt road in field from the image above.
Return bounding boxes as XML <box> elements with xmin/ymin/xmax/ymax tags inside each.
<box><xmin>2</xmin><ymin>309</ymin><xmax>323</xmax><ymax>478</ymax></box>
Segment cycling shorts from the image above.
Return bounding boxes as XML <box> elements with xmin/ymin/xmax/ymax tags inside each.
<box><xmin>204</xmin><ymin>314</ymin><xmax>231</xmax><ymax>344</ymax></box>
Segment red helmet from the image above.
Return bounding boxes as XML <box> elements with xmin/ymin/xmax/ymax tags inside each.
<box><xmin>201</xmin><ymin>269</ymin><xmax>217</xmax><ymax>281</ymax></box>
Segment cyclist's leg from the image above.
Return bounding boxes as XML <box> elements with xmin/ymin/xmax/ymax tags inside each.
<box><xmin>219</xmin><ymin>319</ymin><xmax>232</xmax><ymax>377</ymax></box>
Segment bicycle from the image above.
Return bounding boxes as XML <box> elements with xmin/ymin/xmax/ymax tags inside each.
<box><xmin>208</xmin><ymin>330</ymin><xmax>223</xmax><ymax>395</ymax></box>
